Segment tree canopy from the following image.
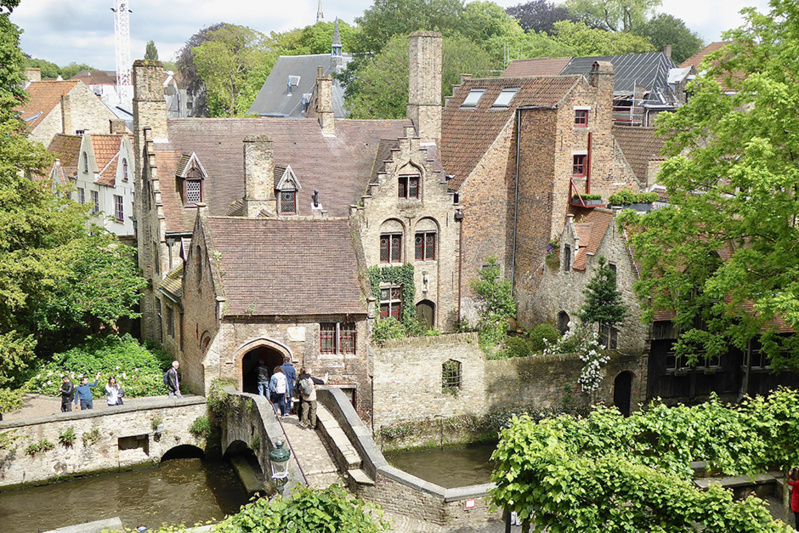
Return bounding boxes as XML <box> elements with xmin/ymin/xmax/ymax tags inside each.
<box><xmin>506</xmin><ymin>0</ymin><xmax>577</xmax><ymax>34</ymax></box>
<box><xmin>633</xmin><ymin>13</ymin><xmax>703</xmax><ymax>63</ymax></box>
<box><xmin>578</xmin><ymin>256</ymin><xmax>627</xmax><ymax>334</ymax></box>
<box><xmin>621</xmin><ymin>0</ymin><xmax>799</xmax><ymax>369</ymax></box>
<box><xmin>144</xmin><ymin>40</ymin><xmax>158</xmax><ymax>61</ymax></box>
<box><xmin>564</xmin><ymin>0</ymin><xmax>662</xmax><ymax>32</ymax></box>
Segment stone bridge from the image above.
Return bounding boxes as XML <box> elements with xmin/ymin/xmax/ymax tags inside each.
<box><xmin>0</xmin><ymin>396</ymin><xmax>207</xmax><ymax>489</ymax></box>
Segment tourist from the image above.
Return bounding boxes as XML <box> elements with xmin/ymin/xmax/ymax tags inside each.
<box><xmin>281</xmin><ymin>356</ymin><xmax>297</xmax><ymax>414</ymax></box>
<box><xmin>269</xmin><ymin>366</ymin><xmax>288</xmax><ymax>416</ymax></box>
<box><xmin>297</xmin><ymin>368</ymin><xmax>325</xmax><ymax>430</ymax></box>
<box><xmin>59</xmin><ymin>376</ymin><xmax>74</xmax><ymax>413</ymax></box>
<box><xmin>74</xmin><ymin>373</ymin><xmax>101</xmax><ymax>410</ymax></box>
<box><xmin>106</xmin><ymin>376</ymin><xmax>124</xmax><ymax>406</ymax></box>
<box><xmin>166</xmin><ymin>361</ymin><xmax>182</xmax><ymax>399</ymax></box>
<box><xmin>789</xmin><ymin>467</ymin><xmax>799</xmax><ymax>527</ymax></box>
<box><xmin>256</xmin><ymin>360</ymin><xmax>271</xmax><ymax>398</ymax></box>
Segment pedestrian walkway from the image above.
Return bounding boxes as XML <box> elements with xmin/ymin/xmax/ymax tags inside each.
<box><xmin>279</xmin><ymin>411</ymin><xmax>341</xmax><ymax>489</ymax></box>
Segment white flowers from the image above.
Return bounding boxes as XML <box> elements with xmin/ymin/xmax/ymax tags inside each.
<box><xmin>541</xmin><ymin>322</ymin><xmax>608</xmax><ymax>393</ymax></box>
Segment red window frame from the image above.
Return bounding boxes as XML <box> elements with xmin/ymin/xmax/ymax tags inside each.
<box><xmin>113</xmin><ymin>194</ymin><xmax>123</xmax><ymax>221</ymax></box>
<box><xmin>320</xmin><ymin>322</ymin><xmax>357</xmax><ymax>354</ymax></box>
<box><xmin>380</xmin><ymin>233</ymin><xmax>402</xmax><ymax>264</ymax></box>
<box><xmin>379</xmin><ymin>286</ymin><xmax>402</xmax><ymax>320</ymax></box>
<box><xmin>574</xmin><ymin>109</ymin><xmax>588</xmax><ymax>127</ymax></box>
<box><xmin>415</xmin><ymin>232</ymin><xmax>436</xmax><ymax>261</ymax></box>
<box><xmin>398</xmin><ymin>175</ymin><xmax>420</xmax><ymax>199</ymax></box>
<box><xmin>573</xmin><ymin>154</ymin><xmax>586</xmax><ymax>177</ymax></box>
<box><xmin>320</xmin><ymin>323</ymin><xmax>337</xmax><ymax>354</ymax></box>
<box><xmin>340</xmin><ymin>323</ymin><xmax>356</xmax><ymax>354</ymax></box>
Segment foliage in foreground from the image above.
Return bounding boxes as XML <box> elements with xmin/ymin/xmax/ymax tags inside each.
<box><xmin>491</xmin><ymin>388</ymin><xmax>799</xmax><ymax>531</ymax></box>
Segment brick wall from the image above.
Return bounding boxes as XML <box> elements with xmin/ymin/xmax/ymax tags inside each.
<box><xmin>29</xmin><ymin>82</ymin><xmax>119</xmax><ymax>147</ymax></box>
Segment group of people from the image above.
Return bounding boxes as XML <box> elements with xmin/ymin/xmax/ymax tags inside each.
<box><xmin>256</xmin><ymin>357</ymin><xmax>325</xmax><ymax>429</ymax></box>
<box><xmin>59</xmin><ymin>373</ymin><xmax>125</xmax><ymax>412</ymax></box>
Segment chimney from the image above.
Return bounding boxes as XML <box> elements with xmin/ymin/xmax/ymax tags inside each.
<box><xmin>133</xmin><ymin>60</ymin><xmax>168</xmax><ymax>143</ymax></box>
<box><xmin>589</xmin><ymin>61</ymin><xmax>614</xmax><ymax>128</ymax></box>
<box><xmin>61</xmin><ymin>94</ymin><xmax>73</xmax><ymax>135</ymax></box>
<box><xmin>663</xmin><ymin>45</ymin><xmax>672</xmax><ymax>60</ymax></box>
<box><xmin>23</xmin><ymin>68</ymin><xmax>41</xmax><ymax>83</ymax></box>
<box><xmin>243</xmin><ymin>135</ymin><xmax>276</xmax><ymax>217</ymax></box>
<box><xmin>110</xmin><ymin>119</ymin><xmax>127</xmax><ymax>134</ymax></box>
<box><xmin>316</xmin><ymin>66</ymin><xmax>335</xmax><ymax>136</ymax></box>
<box><xmin>407</xmin><ymin>31</ymin><xmax>442</xmax><ymax>145</ymax></box>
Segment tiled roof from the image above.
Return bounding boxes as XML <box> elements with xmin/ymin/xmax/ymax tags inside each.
<box><xmin>501</xmin><ymin>57</ymin><xmax>572</xmax><ymax>78</ymax></box>
<box><xmin>612</xmin><ymin>125</ymin><xmax>665</xmax><ymax>184</ymax></box>
<box><xmin>17</xmin><ymin>80</ymin><xmax>79</xmax><ymax>131</ymax></box>
<box><xmin>206</xmin><ymin>217</ymin><xmax>367</xmax><ymax>316</ymax></box>
<box><xmin>91</xmin><ymin>134</ymin><xmax>126</xmax><ymax>187</ymax></box>
<box><xmin>679</xmin><ymin>42</ymin><xmax>743</xmax><ymax>88</ymax></box>
<box><xmin>571</xmin><ymin>209</ymin><xmax>613</xmax><ymax>271</ymax></box>
<box><xmin>156</xmin><ymin>117</ymin><xmax>411</xmax><ymax>233</ymax></box>
<box><xmin>160</xmin><ymin>264</ymin><xmax>184</xmax><ymax>299</ymax></box>
<box><xmin>47</xmin><ymin>134</ymin><xmax>82</xmax><ymax>178</ymax></box>
<box><xmin>561</xmin><ymin>52</ymin><xmax>678</xmax><ymax>101</ymax></box>
<box><xmin>442</xmin><ymin>76</ymin><xmax>581</xmax><ymax>189</ymax></box>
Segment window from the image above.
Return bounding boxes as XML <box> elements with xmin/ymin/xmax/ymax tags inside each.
<box><xmin>563</xmin><ymin>244</ymin><xmax>571</xmax><ymax>271</ymax></box>
<box><xmin>91</xmin><ymin>190</ymin><xmax>99</xmax><ymax>214</ymax></box>
<box><xmin>113</xmin><ymin>194</ymin><xmax>123</xmax><ymax>221</ymax></box>
<box><xmin>574</xmin><ymin>109</ymin><xmax>589</xmax><ymax>127</ymax></box>
<box><xmin>78</xmin><ymin>187</ymin><xmax>85</xmax><ymax>205</ymax></box>
<box><xmin>573</xmin><ymin>154</ymin><xmax>586</xmax><ymax>177</ymax></box>
<box><xmin>83</xmin><ymin>152</ymin><xmax>89</xmax><ymax>172</ymax></box>
<box><xmin>280</xmin><ymin>190</ymin><xmax>296</xmax><ymax>215</ymax></box>
<box><xmin>608</xmin><ymin>262</ymin><xmax>617</xmax><ymax>287</ymax></box>
<box><xmin>745</xmin><ymin>340</ymin><xmax>771</xmax><ymax>369</ymax></box>
<box><xmin>415</xmin><ymin>232</ymin><xmax>436</xmax><ymax>261</ymax></box>
<box><xmin>492</xmin><ymin>88</ymin><xmax>519</xmax><ymax>108</ymax></box>
<box><xmin>380</xmin><ymin>285</ymin><xmax>403</xmax><ymax>319</ymax></box>
<box><xmin>166</xmin><ymin>306</ymin><xmax>175</xmax><ymax>337</ymax></box>
<box><xmin>665</xmin><ymin>350</ymin><xmax>684</xmax><ymax>371</ymax></box>
<box><xmin>122</xmin><ymin>159</ymin><xmax>128</xmax><ymax>182</ymax></box>
<box><xmin>600</xmin><ymin>325</ymin><xmax>619</xmax><ymax>350</ymax></box>
<box><xmin>442</xmin><ymin>360</ymin><xmax>462</xmax><ymax>392</ymax></box>
<box><xmin>380</xmin><ymin>234</ymin><xmax>402</xmax><ymax>264</ymax></box>
<box><xmin>320</xmin><ymin>323</ymin><xmax>356</xmax><ymax>354</ymax></box>
<box><xmin>460</xmin><ymin>89</ymin><xmax>486</xmax><ymax>108</ymax></box>
<box><xmin>185</xmin><ymin>180</ymin><xmax>202</xmax><ymax>204</ymax></box>
<box><xmin>398</xmin><ymin>175</ymin><xmax>419</xmax><ymax>199</ymax></box>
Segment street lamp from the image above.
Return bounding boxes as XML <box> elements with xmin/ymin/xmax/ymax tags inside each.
<box><xmin>269</xmin><ymin>439</ymin><xmax>291</xmax><ymax>496</ymax></box>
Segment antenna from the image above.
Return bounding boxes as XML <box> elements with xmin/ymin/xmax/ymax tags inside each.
<box><xmin>111</xmin><ymin>0</ymin><xmax>133</xmax><ymax>106</ymax></box>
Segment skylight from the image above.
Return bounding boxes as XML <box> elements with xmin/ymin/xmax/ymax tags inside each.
<box><xmin>461</xmin><ymin>89</ymin><xmax>486</xmax><ymax>108</ymax></box>
<box><xmin>492</xmin><ymin>88</ymin><xmax>519</xmax><ymax>108</ymax></box>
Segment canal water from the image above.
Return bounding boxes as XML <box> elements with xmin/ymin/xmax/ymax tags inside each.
<box><xmin>0</xmin><ymin>458</ymin><xmax>249</xmax><ymax>533</ymax></box>
<box><xmin>384</xmin><ymin>443</ymin><xmax>496</xmax><ymax>488</ymax></box>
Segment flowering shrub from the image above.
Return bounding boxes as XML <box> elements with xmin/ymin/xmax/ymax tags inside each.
<box><xmin>25</xmin><ymin>334</ymin><xmax>173</xmax><ymax>398</ymax></box>
<box><xmin>543</xmin><ymin>322</ymin><xmax>608</xmax><ymax>393</ymax></box>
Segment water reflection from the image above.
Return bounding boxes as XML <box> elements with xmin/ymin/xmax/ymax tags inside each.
<box><xmin>384</xmin><ymin>443</ymin><xmax>496</xmax><ymax>489</ymax></box>
<box><xmin>0</xmin><ymin>458</ymin><xmax>249</xmax><ymax>533</ymax></box>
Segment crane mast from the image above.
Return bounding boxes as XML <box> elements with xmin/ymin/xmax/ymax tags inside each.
<box><xmin>112</xmin><ymin>0</ymin><xmax>132</xmax><ymax>106</ymax></box>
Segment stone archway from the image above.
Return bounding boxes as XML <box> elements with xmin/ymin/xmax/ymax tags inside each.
<box><xmin>416</xmin><ymin>299</ymin><xmax>435</xmax><ymax>330</ymax></box>
<box><xmin>613</xmin><ymin>371</ymin><xmax>634</xmax><ymax>417</ymax></box>
<box><xmin>235</xmin><ymin>339</ymin><xmax>291</xmax><ymax>395</ymax></box>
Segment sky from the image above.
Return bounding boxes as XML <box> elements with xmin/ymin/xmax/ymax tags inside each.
<box><xmin>10</xmin><ymin>0</ymin><xmax>773</xmax><ymax>71</ymax></box>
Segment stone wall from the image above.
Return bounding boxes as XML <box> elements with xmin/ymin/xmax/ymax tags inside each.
<box><xmin>0</xmin><ymin>397</ymin><xmax>206</xmax><ymax>489</ymax></box>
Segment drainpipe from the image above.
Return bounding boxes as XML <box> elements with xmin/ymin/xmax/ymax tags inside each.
<box><xmin>456</xmin><ymin>208</ymin><xmax>464</xmax><ymax>324</ymax></box>
<box><xmin>586</xmin><ymin>131</ymin><xmax>593</xmax><ymax>194</ymax></box>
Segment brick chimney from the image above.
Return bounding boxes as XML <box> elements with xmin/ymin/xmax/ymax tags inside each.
<box><xmin>589</xmin><ymin>61</ymin><xmax>614</xmax><ymax>128</ymax></box>
<box><xmin>316</xmin><ymin>66</ymin><xmax>334</xmax><ymax>136</ymax></box>
<box><xmin>23</xmin><ymin>68</ymin><xmax>41</xmax><ymax>83</ymax></box>
<box><xmin>110</xmin><ymin>119</ymin><xmax>127</xmax><ymax>134</ymax></box>
<box><xmin>407</xmin><ymin>31</ymin><xmax>442</xmax><ymax>145</ymax></box>
<box><xmin>61</xmin><ymin>94</ymin><xmax>73</xmax><ymax>135</ymax></box>
<box><xmin>243</xmin><ymin>135</ymin><xmax>276</xmax><ymax>217</ymax></box>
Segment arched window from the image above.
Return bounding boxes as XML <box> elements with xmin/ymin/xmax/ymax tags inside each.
<box><xmin>379</xmin><ymin>219</ymin><xmax>404</xmax><ymax>264</ymax></box>
<box><xmin>414</xmin><ymin>218</ymin><xmax>438</xmax><ymax>262</ymax></box>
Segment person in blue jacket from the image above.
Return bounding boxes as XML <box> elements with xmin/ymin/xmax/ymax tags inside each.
<box><xmin>74</xmin><ymin>373</ymin><xmax>101</xmax><ymax>410</ymax></box>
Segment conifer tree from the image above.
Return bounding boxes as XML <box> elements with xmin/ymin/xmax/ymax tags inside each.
<box><xmin>577</xmin><ymin>256</ymin><xmax>626</xmax><ymax>335</ymax></box>
<box><xmin>144</xmin><ymin>40</ymin><xmax>158</xmax><ymax>61</ymax></box>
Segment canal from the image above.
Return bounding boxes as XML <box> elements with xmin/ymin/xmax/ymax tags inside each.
<box><xmin>384</xmin><ymin>442</ymin><xmax>496</xmax><ymax>489</ymax></box>
<box><xmin>0</xmin><ymin>457</ymin><xmax>249</xmax><ymax>532</ymax></box>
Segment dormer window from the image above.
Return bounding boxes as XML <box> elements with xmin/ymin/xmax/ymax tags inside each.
<box><xmin>275</xmin><ymin>165</ymin><xmax>302</xmax><ymax>216</ymax></box>
<box><xmin>280</xmin><ymin>190</ymin><xmax>296</xmax><ymax>215</ymax></box>
<box><xmin>177</xmin><ymin>153</ymin><xmax>207</xmax><ymax>206</ymax></box>
<box><xmin>460</xmin><ymin>89</ymin><xmax>486</xmax><ymax>108</ymax></box>
<box><xmin>398</xmin><ymin>175</ymin><xmax>419</xmax><ymax>199</ymax></box>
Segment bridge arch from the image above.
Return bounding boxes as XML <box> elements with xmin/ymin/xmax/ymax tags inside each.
<box><xmin>233</xmin><ymin>338</ymin><xmax>293</xmax><ymax>394</ymax></box>
<box><xmin>162</xmin><ymin>444</ymin><xmax>205</xmax><ymax>461</ymax></box>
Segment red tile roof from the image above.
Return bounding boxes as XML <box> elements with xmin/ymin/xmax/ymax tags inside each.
<box><xmin>501</xmin><ymin>57</ymin><xmax>572</xmax><ymax>78</ymax></box>
<box><xmin>17</xmin><ymin>80</ymin><xmax>79</xmax><ymax>131</ymax></box>
<box><xmin>206</xmin><ymin>217</ymin><xmax>367</xmax><ymax>316</ymax></box>
<box><xmin>680</xmin><ymin>42</ymin><xmax>744</xmax><ymax>88</ymax></box>
<box><xmin>571</xmin><ymin>209</ymin><xmax>613</xmax><ymax>271</ymax></box>
<box><xmin>47</xmin><ymin>134</ymin><xmax>82</xmax><ymax>179</ymax></box>
<box><xmin>441</xmin><ymin>76</ymin><xmax>581</xmax><ymax>189</ymax></box>
<box><xmin>91</xmin><ymin>134</ymin><xmax>127</xmax><ymax>186</ymax></box>
<box><xmin>612</xmin><ymin>125</ymin><xmax>665</xmax><ymax>184</ymax></box>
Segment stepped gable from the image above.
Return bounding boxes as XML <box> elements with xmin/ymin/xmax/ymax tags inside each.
<box><xmin>155</xmin><ymin>118</ymin><xmax>411</xmax><ymax>231</ymax></box>
<box><xmin>442</xmin><ymin>76</ymin><xmax>581</xmax><ymax>190</ymax></box>
<box><xmin>612</xmin><ymin>125</ymin><xmax>666</xmax><ymax>183</ymax></box>
<box><xmin>206</xmin><ymin>217</ymin><xmax>367</xmax><ymax>316</ymax></box>
<box><xmin>17</xmin><ymin>80</ymin><xmax>79</xmax><ymax>131</ymax></box>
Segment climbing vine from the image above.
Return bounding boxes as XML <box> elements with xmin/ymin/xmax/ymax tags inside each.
<box><xmin>367</xmin><ymin>264</ymin><xmax>417</xmax><ymax>328</ymax></box>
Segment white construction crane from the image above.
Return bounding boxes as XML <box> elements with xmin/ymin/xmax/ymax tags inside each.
<box><xmin>111</xmin><ymin>0</ymin><xmax>132</xmax><ymax>107</ymax></box>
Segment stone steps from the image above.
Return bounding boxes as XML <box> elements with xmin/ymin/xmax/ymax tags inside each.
<box><xmin>316</xmin><ymin>404</ymin><xmax>362</xmax><ymax>471</ymax></box>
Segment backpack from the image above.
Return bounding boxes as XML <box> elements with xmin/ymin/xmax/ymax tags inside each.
<box><xmin>163</xmin><ymin>370</ymin><xmax>170</xmax><ymax>386</ymax></box>
<box><xmin>274</xmin><ymin>373</ymin><xmax>287</xmax><ymax>395</ymax></box>
<box><xmin>299</xmin><ymin>377</ymin><xmax>314</xmax><ymax>396</ymax></box>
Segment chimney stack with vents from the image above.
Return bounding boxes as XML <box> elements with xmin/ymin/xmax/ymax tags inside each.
<box><xmin>407</xmin><ymin>31</ymin><xmax>442</xmax><ymax>145</ymax></box>
<box><xmin>316</xmin><ymin>66</ymin><xmax>335</xmax><ymax>136</ymax></box>
<box><xmin>243</xmin><ymin>135</ymin><xmax>276</xmax><ymax>217</ymax></box>
<box><xmin>589</xmin><ymin>61</ymin><xmax>614</xmax><ymax>130</ymax></box>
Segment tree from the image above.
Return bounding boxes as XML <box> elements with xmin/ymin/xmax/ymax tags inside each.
<box><xmin>564</xmin><ymin>0</ymin><xmax>662</xmax><ymax>32</ymax></box>
<box><xmin>21</xmin><ymin>57</ymin><xmax>60</xmax><ymax>79</ymax></box>
<box><xmin>621</xmin><ymin>0</ymin><xmax>799</xmax><ymax>369</ymax></box>
<box><xmin>345</xmin><ymin>33</ymin><xmax>495</xmax><ymax>119</ymax></box>
<box><xmin>176</xmin><ymin>22</ymin><xmax>227</xmax><ymax>117</ymax></box>
<box><xmin>506</xmin><ymin>0</ymin><xmax>577</xmax><ymax>34</ymax></box>
<box><xmin>144</xmin><ymin>40</ymin><xmax>158</xmax><ymax>61</ymax></box>
<box><xmin>270</xmin><ymin>20</ymin><xmax>358</xmax><ymax>56</ymax></box>
<box><xmin>577</xmin><ymin>256</ymin><xmax>626</xmax><ymax>336</ymax></box>
<box><xmin>458</xmin><ymin>1</ymin><xmax>525</xmax><ymax>43</ymax></box>
<box><xmin>550</xmin><ymin>20</ymin><xmax>654</xmax><ymax>55</ymax></box>
<box><xmin>633</xmin><ymin>13</ymin><xmax>703</xmax><ymax>63</ymax></box>
<box><xmin>191</xmin><ymin>24</ymin><xmax>274</xmax><ymax>117</ymax></box>
<box><xmin>58</xmin><ymin>62</ymin><xmax>95</xmax><ymax>79</ymax></box>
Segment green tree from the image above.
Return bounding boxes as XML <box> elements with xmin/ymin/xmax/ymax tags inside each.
<box><xmin>191</xmin><ymin>24</ymin><xmax>274</xmax><ymax>117</ymax></box>
<box><xmin>564</xmin><ymin>0</ymin><xmax>662</xmax><ymax>32</ymax></box>
<box><xmin>346</xmin><ymin>33</ymin><xmax>494</xmax><ymax>119</ymax></box>
<box><xmin>176</xmin><ymin>22</ymin><xmax>227</xmax><ymax>117</ymax></box>
<box><xmin>506</xmin><ymin>0</ymin><xmax>577</xmax><ymax>34</ymax></box>
<box><xmin>472</xmin><ymin>256</ymin><xmax>516</xmax><ymax>319</ymax></box>
<box><xmin>458</xmin><ymin>1</ymin><xmax>525</xmax><ymax>43</ymax></box>
<box><xmin>21</xmin><ymin>57</ymin><xmax>60</xmax><ymax>79</ymax></box>
<box><xmin>550</xmin><ymin>19</ymin><xmax>654</xmax><ymax>55</ymax></box>
<box><xmin>622</xmin><ymin>0</ymin><xmax>799</xmax><ymax>369</ymax></box>
<box><xmin>144</xmin><ymin>40</ymin><xmax>158</xmax><ymax>61</ymax></box>
<box><xmin>59</xmin><ymin>62</ymin><xmax>94</xmax><ymax>79</ymax></box>
<box><xmin>271</xmin><ymin>20</ymin><xmax>358</xmax><ymax>56</ymax></box>
<box><xmin>577</xmin><ymin>256</ymin><xmax>626</xmax><ymax>335</ymax></box>
<box><xmin>633</xmin><ymin>13</ymin><xmax>703</xmax><ymax>63</ymax></box>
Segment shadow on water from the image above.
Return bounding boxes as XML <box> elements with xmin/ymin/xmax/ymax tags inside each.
<box><xmin>0</xmin><ymin>457</ymin><xmax>249</xmax><ymax>533</ymax></box>
<box><xmin>384</xmin><ymin>442</ymin><xmax>497</xmax><ymax>489</ymax></box>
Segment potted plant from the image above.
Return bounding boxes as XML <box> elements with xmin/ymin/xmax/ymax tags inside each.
<box><xmin>572</xmin><ymin>193</ymin><xmax>603</xmax><ymax>206</ymax></box>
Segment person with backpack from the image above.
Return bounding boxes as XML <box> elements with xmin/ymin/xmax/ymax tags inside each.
<box><xmin>59</xmin><ymin>375</ymin><xmax>74</xmax><ymax>413</ymax></box>
<box><xmin>281</xmin><ymin>356</ymin><xmax>297</xmax><ymax>414</ymax></box>
<box><xmin>165</xmin><ymin>361</ymin><xmax>181</xmax><ymax>399</ymax></box>
<box><xmin>269</xmin><ymin>366</ymin><xmax>288</xmax><ymax>416</ymax></box>
<box><xmin>297</xmin><ymin>368</ymin><xmax>325</xmax><ymax>430</ymax></box>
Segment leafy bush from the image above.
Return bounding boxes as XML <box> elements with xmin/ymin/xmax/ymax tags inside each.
<box><xmin>529</xmin><ymin>324</ymin><xmax>561</xmax><ymax>352</ymax></box>
<box><xmin>478</xmin><ymin>318</ymin><xmax>508</xmax><ymax>358</ymax></box>
<box><xmin>24</xmin><ymin>334</ymin><xmax>173</xmax><ymax>398</ymax></box>
<box><xmin>504</xmin><ymin>336</ymin><xmax>533</xmax><ymax>359</ymax></box>
<box><xmin>58</xmin><ymin>427</ymin><xmax>76</xmax><ymax>447</ymax></box>
<box><xmin>573</xmin><ymin>193</ymin><xmax>602</xmax><ymax>201</ymax></box>
<box><xmin>82</xmin><ymin>428</ymin><xmax>100</xmax><ymax>446</ymax></box>
<box><xmin>608</xmin><ymin>189</ymin><xmax>659</xmax><ymax>205</ymax></box>
<box><xmin>190</xmin><ymin>416</ymin><xmax>211</xmax><ymax>438</ymax></box>
<box><xmin>373</xmin><ymin>317</ymin><xmax>408</xmax><ymax>340</ymax></box>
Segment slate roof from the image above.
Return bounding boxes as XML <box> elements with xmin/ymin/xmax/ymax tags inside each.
<box><xmin>441</xmin><ymin>76</ymin><xmax>581</xmax><ymax>189</ymax></box>
<box><xmin>91</xmin><ymin>134</ymin><xmax>127</xmax><ymax>186</ymax></box>
<box><xmin>560</xmin><ymin>52</ymin><xmax>679</xmax><ymax>101</ymax></box>
<box><xmin>160</xmin><ymin>264</ymin><xmax>184</xmax><ymax>300</ymax></box>
<box><xmin>206</xmin><ymin>217</ymin><xmax>367</xmax><ymax>316</ymax></box>
<box><xmin>248</xmin><ymin>54</ymin><xmax>352</xmax><ymax>117</ymax></box>
<box><xmin>612</xmin><ymin>125</ymin><xmax>665</xmax><ymax>184</ymax></box>
<box><xmin>71</xmin><ymin>70</ymin><xmax>117</xmax><ymax>85</ymax></box>
<box><xmin>571</xmin><ymin>209</ymin><xmax>613</xmax><ymax>271</ymax></box>
<box><xmin>501</xmin><ymin>57</ymin><xmax>572</xmax><ymax>78</ymax></box>
<box><xmin>17</xmin><ymin>80</ymin><xmax>79</xmax><ymax>131</ymax></box>
<box><xmin>156</xmin><ymin>117</ymin><xmax>411</xmax><ymax>233</ymax></box>
<box><xmin>47</xmin><ymin>134</ymin><xmax>82</xmax><ymax>179</ymax></box>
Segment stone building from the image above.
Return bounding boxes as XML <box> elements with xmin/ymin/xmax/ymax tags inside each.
<box><xmin>133</xmin><ymin>32</ymin><xmax>460</xmax><ymax>418</ymax></box>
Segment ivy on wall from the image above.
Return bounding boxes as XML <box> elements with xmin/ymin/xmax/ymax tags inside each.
<box><xmin>367</xmin><ymin>264</ymin><xmax>417</xmax><ymax>327</ymax></box>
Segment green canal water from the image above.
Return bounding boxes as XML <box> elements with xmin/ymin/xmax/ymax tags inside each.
<box><xmin>384</xmin><ymin>442</ymin><xmax>496</xmax><ymax>489</ymax></box>
<box><xmin>0</xmin><ymin>457</ymin><xmax>249</xmax><ymax>533</ymax></box>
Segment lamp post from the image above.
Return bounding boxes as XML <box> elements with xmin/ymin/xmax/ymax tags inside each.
<box><xmin>269</xmin><ymin>439</ymin><xmax>291</xmax><ymax>496</ymax></box>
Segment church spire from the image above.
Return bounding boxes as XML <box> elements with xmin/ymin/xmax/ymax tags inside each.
<box><xmin>331</xmin><ymin>18</ymin><xmax>342</xmax><ymax>57</ymax></box>
<box><xmin>316</xmin><ymin>0</ymin><xmax>324</xmax><ymax>23</ymax></box>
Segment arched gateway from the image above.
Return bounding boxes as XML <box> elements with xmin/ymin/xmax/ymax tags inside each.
<box><xmin>235</xmin><ymin>339</ymin><xmax>292</xmax><ymax>395</ymax></box>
